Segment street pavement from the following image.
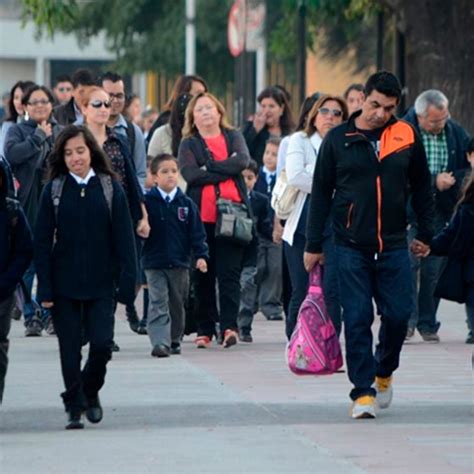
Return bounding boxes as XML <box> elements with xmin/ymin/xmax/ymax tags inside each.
<box><xmin>0</xmin><ymin>297</ymin><xmax>472</xmax><ymax>474</ymax></box>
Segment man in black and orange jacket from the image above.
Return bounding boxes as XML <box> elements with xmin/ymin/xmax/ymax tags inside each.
<box><xmin>304</xmin><ymin>71</ymin><xmax>435</xmax><ymax>419</ymax></box>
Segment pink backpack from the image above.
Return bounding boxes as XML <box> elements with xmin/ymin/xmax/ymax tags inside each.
<box><xmin>287</xmin><ymin>265</ymin><xmax>343</xmax><ymax>375</ymax></box>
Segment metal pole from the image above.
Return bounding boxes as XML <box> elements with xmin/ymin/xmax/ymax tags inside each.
<box><xmin>394</xmin><ymin>13</ymin><xmax>406</xmax><ymax>114</ymax></box>
<box><xmin>376</xmin><ymin>11</ymin><xmax>384</xmax><ymax>70</ymax></box>
<box><xmin>297</xmin><ymin>0</ymin><xmax>307</xmax><ymax>106</ymax></box>
<box><xmin>185</xmin><ymin>0</ymin><xmax>196</xmax><ymax>74</ymax></box>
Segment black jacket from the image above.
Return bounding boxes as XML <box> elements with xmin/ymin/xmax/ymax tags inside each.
<box><xmin>53</xmin><ymin>98</ymin><xmax>78</xmax><ymax>126</ymax></box>
<box><xmin>178</xmin><ymin>128</ymin><xmax>251</xmax><ymax>214</ymax></box>
<box><xmin>430</xmin><ymin>202</ymin><xmax>474</xmax><ymax>284</ymax></box>
<box><xmin>105</xmin><ymin>130</ymin><xmax>144</xmax><ymax>223</ymax></box>
<box><xmin>4</xmin><ymin>118</ymin><xmax>63</xmax><ymax>227</ymax></box>
<box><xmin>243</xmin><ymin>190</ymin><xmax>273</xmax><ymax>267</ymax></box>
<box><xmin>404</xmin><ymin>107</ymin><xmax>470</xmax><ymax>218</ymax></box>
<box><xmin>242</xmin><ymin>121</ymin><xmax>270</xmax><ymax>167</ymax></box>
<box><xmin>0</xmin><ymin>160</ymin><xmax>33</xmax><ymax>301</ymax></box>
<box><xmin>306</xmin><ymin>111</ymin><xmax>435</xmax><ymax>254</ymax></box>
<box><xmin>34</xmin><ymin>175</ymin><xmax>137</xmax><ymax>304</ymax></box>
<box><xmin>142</xmin><ymin>187</ymin><xmax>208</xmax><ymax>270</ymax></box>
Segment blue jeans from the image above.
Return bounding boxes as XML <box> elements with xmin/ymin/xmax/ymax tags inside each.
<box><xmin>22</xmin><ymin>263</ymin><xmax>49</xmax><ymax>325</ymax></box>
<box><xmin>336</xmin><ymin>245</ymin><xmax>414</xmax><ymax>400</ymax></box>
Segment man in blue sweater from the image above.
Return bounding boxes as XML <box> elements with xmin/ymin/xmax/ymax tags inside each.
<box><xmin>142</xmin><ymin>154</ymin><xmax>208</xmax><ymax>357</ymax></box>
<box><xmin>0</xmin><ymin>159</ymin><xmax>33</xmax><ymax>402</ymax></box>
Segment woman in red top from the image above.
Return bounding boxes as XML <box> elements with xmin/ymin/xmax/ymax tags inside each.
<box><xmin>179</xmin><ymin>92</ymin><xmax>251</xmax><ymax>349</ymax></box>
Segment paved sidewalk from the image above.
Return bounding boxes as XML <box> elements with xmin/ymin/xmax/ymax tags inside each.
<box><xmin>1</xmin><ymin>298</ymin><xmax>472</xmax><ymax>473</ymax></box>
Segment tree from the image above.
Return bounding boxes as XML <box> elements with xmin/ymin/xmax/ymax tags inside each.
<box><xmin>384</xmin><ymin>0</ymin><xmax>473</xmax><ymax>133</ymax></box>
<box><xmin>21</xmin><ymin>0</ymin><xmax>473</xmax><ymax>131</ymax></box>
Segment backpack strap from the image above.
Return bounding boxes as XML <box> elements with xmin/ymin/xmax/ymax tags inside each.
<box><xmin>51</xmin><ymin>175</ymin><xmax>66</xmax><ymax>223</ymax></box>
<box><xmin>124</xmin><ymin>119</ymin><xmax>136</xmax><ymax>157</ymax></box>
<box><xmin>5</xmin><ymin>197</ymin><xmax>19</xmax><ymax>251</ymax></box>
<box><xmin>98</xmin><ymin>173</ymin><xmax>114</xmax><ymax>217</ymax></box>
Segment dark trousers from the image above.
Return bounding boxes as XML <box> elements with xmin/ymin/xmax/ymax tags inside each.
<box><xmin>466</xmin><ymin>286</ymin><xmax>474</xmax><ymax>335</ymax></box>
<box><xmin>408</xmin><ymin>214</ymin><xmax>447</xmax><ymax>334</ymax></box>
<box><xmin>322</xmin><ymin>235</ymin><xmax>342</xmax><ymax>336</ymax></box>
<box><xmin>52</xmin><ymin>296</ymin><xmax>114</xmax><ymax>411</ymax></box>
<box><xmin>195</xmin><ymin>224</ymin><xmax>245</xmax><ymax>337</ymax></box>
<box><xmin>284</xmin><ymin>233</ymin><xmax>309</xmax><ymax>340</ymax></box>
<box><xmin>0</xmin><ymin>294</ymin><xmax>14</xmax><ymax>403</ymax></box>
<box><xmin>336</xmin><ymin>245</ymin><xmax>414</xmax><ymax>400</ymax></box>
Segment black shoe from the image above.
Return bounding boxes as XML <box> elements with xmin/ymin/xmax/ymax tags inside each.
<box><xmin>126</xmin><ymin>306</ymin><xmax>139</xmax><ymax>333</ymax></box>
<box><xmin>10</xmin><ymin>305</ymin><xmax>22</xmax><ymax>321</ymax></box>
<box><xmin>137</xmin><ymin>323</ymin><xmax>148</xmax><ymax>335</ymax></box>
<box><xmin>85</xmin><ymin>396</ymin><xmax>103</xmax><ymax>424</ymax></box>
<box><xmin>111</xmin><ymin>341</ymin><xmax>120</xmax><ymax>352</ymax></box>
<box><xmin>239</xmin><ymin>331</ymin><xmax>253</xmax><ymax>343</ymax></box>
<box><xmin>66</xmin><ymin>409</ymin><xmax>84</xmax><ymax>430</ymax></box>
<box><xmin>151</xmin><ymin>344</ymin><xmax>170</xmax><ymax>358</ymax></box>
<box><xmin>25</xmin><ymin>319</ymin><xmax>43</xmax><ymax>337</ymax></box>
<box><xmin>170</xmin><ymin>343</ymin><xmax>181</xmax><ymax>355</ymax></box>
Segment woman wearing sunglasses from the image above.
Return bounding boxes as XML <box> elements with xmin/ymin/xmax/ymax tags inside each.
<box><xmin>80</xmin><ymin>86</ymin><xmax>149</xmax><ymax>239</ymax></box>
<box><xmin>282</xmin><ymin>94</ymin><xmax>348</xmax><ymax>339</ymax></box>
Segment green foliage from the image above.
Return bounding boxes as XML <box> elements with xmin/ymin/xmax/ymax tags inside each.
<box><xmin>21</xmin><ymin>0</ymin><xmax>380</xmax><ymax>89</ymax></box>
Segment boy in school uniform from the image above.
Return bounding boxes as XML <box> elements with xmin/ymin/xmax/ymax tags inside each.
<box><xmin>253</xmin><ymin>138</ymin><xmax>284</xmax><ymax>321</ymax></box>
<box><xmin>238</xmin><ymin>159</ymin><xmax>274</xmax><ymax>342</ymax></box>
<box><xmin>142</xmin><ymin>154</ymin><xmax>208</xmax><ymax>357</ymax></box>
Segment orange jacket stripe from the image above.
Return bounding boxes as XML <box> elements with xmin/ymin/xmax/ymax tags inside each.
<box><xmin>379</xmin><ymin>121</ymin><xmax>415</xmax><ymax>161</ymax></box>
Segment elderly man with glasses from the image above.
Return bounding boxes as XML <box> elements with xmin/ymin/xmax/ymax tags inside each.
<box><xmin>404</xmin><ymin>90</ymin><xmax>471</xmax><ymax>342</ymax></box>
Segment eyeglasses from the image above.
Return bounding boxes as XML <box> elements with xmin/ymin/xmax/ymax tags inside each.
<box><xmin>89</xmin><ymin>100</ymin><xmax>111</xmax><ymax>109</ymax></box>
<box><xmin>57</xmin><ymin>87</ymin><xmax>72</xmax><ymax>93</ymax></box>
<box><xmin>108</xmin><ymin>93</ymin><xmax>125</xmax><ymax>101</ymax></box>
<box><xmin>318</xmin><ymin>107</ymin><xmax>343</xmax><ymax>117</ymax></box>
<box><xmin>27</xmin><ymin>99</ymin><xmax>51</xmax><ymax>106</ymax></box>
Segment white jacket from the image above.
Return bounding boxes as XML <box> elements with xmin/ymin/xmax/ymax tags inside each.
<box><xmin>282</xmin><ymin>131</ymin><xmax>322</xmax><ymax>246</ymax></box>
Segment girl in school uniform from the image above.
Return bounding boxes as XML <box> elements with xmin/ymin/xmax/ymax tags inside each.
<box><xmin>34</xmin><ymin>125</ymin><xmax>137</xmax><ymax>429</ymax></box>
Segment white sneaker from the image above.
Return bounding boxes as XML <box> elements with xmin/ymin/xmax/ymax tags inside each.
<box><xmin>351</xmin><ymin>395</ymin><xmax>376</xmax><ymax>419</ymax></box>
<box><xmin>375</xmin><ymin>376</ymin><xmax>393</xmax><ymax>409</ymax></box>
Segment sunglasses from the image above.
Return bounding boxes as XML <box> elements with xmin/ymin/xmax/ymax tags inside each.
<box><xmin>89</xmin><ymin>100</ymin><xmax>111</xmax><ymax>109</ymax></box>
<box><xmin>28</xmin><ymin>99</ymin><xmax>51</xmax><ymax>106</ymax></box>
<box><xmin>58</xmin><ymin>87</ymin><xmax>72</xmax><ymax>92</ymax></box>
<box><xmin>319</xmin><ymin>107</ymin><xmax>343</xmax><ymax>117</ymax></box>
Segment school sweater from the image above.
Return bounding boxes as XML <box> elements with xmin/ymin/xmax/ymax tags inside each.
<box><xmin>142</xmin><ymin>187</ymin><xmax>209</xmax><ymax>270</ymax></box>
<box><xmin>34</xmin><ymin>175</ymin><xmax>137</xmax><ymax>304</ymax></box>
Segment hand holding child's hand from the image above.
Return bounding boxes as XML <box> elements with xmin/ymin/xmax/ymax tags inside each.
<box><xmin>136</xmin><ymin>218</ymin><xmax>150</xmax><ymax>238</ymax></box>
<box><xmin>196</xmin><ymin>258</ymin><xmax>208</xmax><ymax>273</ymax></box>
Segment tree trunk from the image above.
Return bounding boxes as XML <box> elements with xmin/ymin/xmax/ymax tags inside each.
<box><xmin>396</xmin><ymin>0</ymin><xmax>474</xmax><ymax>134</ymax></box>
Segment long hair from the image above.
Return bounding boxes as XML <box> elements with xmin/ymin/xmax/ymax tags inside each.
<box><xmin>164</xmin><ymin>75</ymin><xmax>208</xmax><ymax>112</ymax></box>
<box><xmin>170</xmin><ymin>93</ymin><xmax>192</xmax><ymax>156</ymax></box>
<box><xmin>182</xmin><ymin>92</ymin><xmax>232</xmax><ymax>138</ymax></box>
<box><xmin>6</xmin><ymin>80</ymin><xmax>35</xmax><ymax>122</ymax></box>
<box><xmin>304</xmin><ymin>94</ymin><xmax>348</xmax><ymax>137</ymax></box>
<box><xmin>257</xmin><ymin>86</ymin><xmax>295</xmax><ymax>136</ymax></box>
<box><xmin>47</xmin><ymin>125</ymin><xmax>116</xmax><ymax>181</ymax></box>
<box><xmin>456</xmin><ymin>169</ymin><xmax>474</xmax><ymax>209</ymax></box>
<box><xmin>295</xmin><ymin>93</ymin><xmax>321</xmax><ymax>131</ymax></box>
